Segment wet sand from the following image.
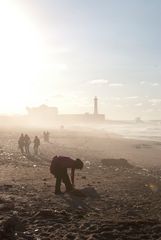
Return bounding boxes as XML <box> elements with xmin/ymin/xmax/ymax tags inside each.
<box><xmin>1</xmin><ymin>129</ymin><xmax>161</xmax><ymax>239</ymax></box>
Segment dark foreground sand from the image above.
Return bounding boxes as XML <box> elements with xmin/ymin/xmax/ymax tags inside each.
<box><xmin>1</xmin><ymin>129</ymin><xmax>161</xmax><ymax>240</ymax></box>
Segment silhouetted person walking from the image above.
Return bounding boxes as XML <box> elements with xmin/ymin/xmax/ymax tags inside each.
<box><xmin>18</xmin><ymin>133</ymin><xmax>25</xmax><ymax>154</ymax></box>
<box><xmin>33</xmin><ymin>136</ymin><xmax>40</xmax><ymax>155</ymax></box>
<box><xmin>43</xmin><ymin>131</ymin><xmax>46</xmax><ymax>142</ymax></box>
<box><xmin>46</xmin><ymin>131</ymin><xmax>50</xmax><ymax>142</ymax></box>
<box><xmin>50</xmin><ymin>156</ymin><xmax>84</xmax><ymax>194</ymax></box>
<box><xmin>24</xmin><ymin>134</ymin><xmax>31</xmax><ymax>155</ymax></box>
<box><xmin>43</xmin><ymin>131</ymin><xmax>50</xmax><ymax>142</ymax></box>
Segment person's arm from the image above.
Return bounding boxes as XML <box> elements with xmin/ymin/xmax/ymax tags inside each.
<box><xmin>71</xmin><ymin>168</ymin><xmax>75</xmax><ymax>186</ymax></box>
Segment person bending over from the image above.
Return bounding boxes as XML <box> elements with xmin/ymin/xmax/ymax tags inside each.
<box><xmin>50</xmin><ymin>156</ymin><xmax>84</xmax><ymax>194</ymax></box>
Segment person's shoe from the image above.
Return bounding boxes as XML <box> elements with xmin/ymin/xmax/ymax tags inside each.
<box><xmin>65</xmin><ymin>188</ymin><xmax>74</xmax><ymax>193</ymax></box>
<box><xmin>55</xmin><ymin>190</ymin><xmax>62</xmax><ymax>195</ymax></box>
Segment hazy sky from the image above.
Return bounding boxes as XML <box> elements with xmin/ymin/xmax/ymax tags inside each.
<box><xmin>0</xmin><ymin>0</ymin><xmax>160</xmax><ymax>120</ymax></box>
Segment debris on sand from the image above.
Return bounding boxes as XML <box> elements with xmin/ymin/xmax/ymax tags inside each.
<box><xmin>0</xmin><ymin>184</ymin><xmax>13</xmax><ymax>191</ymax></box>
<box><xmin>0</xmin><ymin>216</ymin><xmax>25</xmax><ymax>240</ymax></box>
<box><xmin>69</xmin><ymin>189</ymin><xmax>87</xmax><ymax>198</ymax></box>
<box><xmin>0</xmin><ymin>197</ymin><xmax>15</xmax><ymax>211</ymax></box>
<box><xmin>101</xmin><ymin>158</ymin><xmax>134</xmax><ymax>168</ymax></box>
<box><xmin>81</xmin><ymin>176</ymin><xmax>86</xmax><ymax>179</ymax></box>
<box><xmin>0</xmin><ymin>202</ymin><xmax>14</xmax><ymax>211</ymax></box>
<box><xmin>85</xmin><ymin>161</ymin><xmax>91</xmax><ymax>169</ymax></box>
<box><xmin>135</xmin><ymin>143</ymin><xmax>152</xmax><ymax>149</ymax></box>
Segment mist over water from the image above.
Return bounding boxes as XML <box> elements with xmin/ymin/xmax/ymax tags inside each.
<box><xmin>102</xmin><ymin>123</ymin><xmax>161</xmax><ymax>141</ymax></box>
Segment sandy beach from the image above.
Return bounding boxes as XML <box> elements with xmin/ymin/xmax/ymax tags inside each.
<box><xmin>1</xmin><ymin>128</ymin><xmax>161</xmax><ymax>239</ymax></box>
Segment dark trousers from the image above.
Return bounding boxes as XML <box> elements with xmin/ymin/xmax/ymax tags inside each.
<box><xmin>19</xmin><ymin>145</ymin><xmax>24</xmax><ymax>154</ymax></box>
<box><xmin>55</xmin><ymin>168</ymin><xmax>73</xmax><ymax>193</ymax></box>
<box><xmin>25</xmin><ymin>145</ymin><xmax>30</xmax><ymax>155</ymax></box>
<box><xmin>34</xmin><ymin>146</ymin><xmax>39</xmax><ymax>155</ymax></box>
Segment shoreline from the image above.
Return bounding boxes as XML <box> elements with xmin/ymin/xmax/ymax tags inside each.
<box><xmin>0</xmin><ymin>128</ymin><xmax>161</xmax><ymax>168</ymax></box>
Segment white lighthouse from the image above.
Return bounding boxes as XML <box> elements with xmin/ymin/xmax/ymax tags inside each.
<box><xmin>94</xmin><ymin>96</ymin><xmax>98</xmax><ymax>115</ymax></box>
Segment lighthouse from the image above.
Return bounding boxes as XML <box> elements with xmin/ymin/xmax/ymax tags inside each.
<box><xmin>94</xmin><ymin>96</ymin><xmax>98</xmax><ymax>115</ymax></box>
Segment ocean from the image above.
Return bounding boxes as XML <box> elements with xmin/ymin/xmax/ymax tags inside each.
<box><xmin>103</xmin><ymin>123</ymin><xmax>161</xmax><ymax>141</ymax></box>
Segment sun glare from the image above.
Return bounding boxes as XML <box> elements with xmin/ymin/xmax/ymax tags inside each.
<box><xmin>0</xmin><ymin>1</ymin><xmax>45</xmax><ymax>114</ymax></box>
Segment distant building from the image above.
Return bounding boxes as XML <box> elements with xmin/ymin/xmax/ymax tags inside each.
<box><xmin>58</xmin><ymin>112</ymin><xmax>105</xmax><ymax>123</ymax></box>
<box><xmin>26</xmin><ymin>104</ymin><xmax>58</xmax><ymax>126</ymax></box>
<box><xmin>135</xmin><ymin>117</ymin><xmax>144</xmax><ymax>123</ymax></box>
<box><xmin>58</xmin><ymin>97</ymin><xmax>105</xmax><ymax>123</ymax></box>
<box><xmin>26</xmin><ymin>104</ymin><xmax>58</xmax><ymax>117</ymax></box>
<box><xmin>26</xmin><ymin>98</ymin><xmax>105</xmax><ymax>125</ymax></box>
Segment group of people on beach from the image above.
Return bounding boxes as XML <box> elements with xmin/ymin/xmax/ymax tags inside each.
<box><xmin>18</xmin><ymin>132</ymin><xmax>84</xmax><ymax>195</ymax></box>
<box><xmin>18</xmin><ymin>134</ymin><xmax>40</xmax><ymax>155</ymax></box>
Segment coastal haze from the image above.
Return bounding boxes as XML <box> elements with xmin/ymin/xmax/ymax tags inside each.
<box><xmin>0</xmin><ymin>1</ymin><xmax>161</xmax><ymax>240</ymax></box>
<box><xmin>0</xmin><ymin>0</ymin><xmax>161</xmax><ymax>120</ymax></box>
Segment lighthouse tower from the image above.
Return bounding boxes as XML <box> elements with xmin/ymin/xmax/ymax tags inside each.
<box><xmin>94</xmin><ymin>96</ymin><xmax>98</xmax><ymax>115</ymax></box>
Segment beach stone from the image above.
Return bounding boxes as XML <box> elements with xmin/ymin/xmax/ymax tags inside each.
<box><xmin>101</xmin><ymin>158</ymin><xmax>133</xmax><ymax>168</ymax></box>
<box><xmin>0</xmin><ymin>202</ymin><xmax>15</xmax><ymax>211</ymax></box>
<box><xmin>63</xmin><ymin>232</ymin><xmax>77</xmax><ymax>239</ymax></box>
<box><xmin>152</xmin><ymin>225</ymin><xmax>161</xmax><ymax>233</ymax></box>
<box><xmin>87</xmin><ymin>233</ymin><xmax>101</xmax><ymax>240</ymax></box>
<box><xmin>34</xmin><ymin>210</ymin><xmax>55</xmax><ymax>218</ymax></box>
<box><xmin>82</xmin><ymin>176</ymin><xmax>86</xmax><ymax>179</ymax></box>
<box><xmin>80</xmin><ymin>222</ymin><xmax>91</xmax><ymax>229</ymax></box>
